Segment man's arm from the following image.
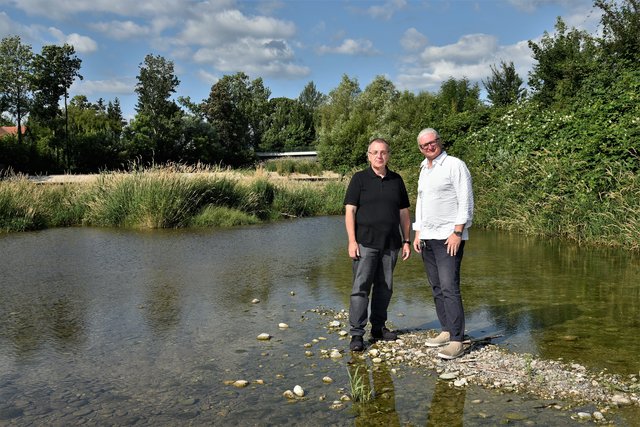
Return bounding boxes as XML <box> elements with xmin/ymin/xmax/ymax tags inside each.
<box><xmin>345</xmin><ymin>204</ymin><xmax>360</xmax><ymax>259</ymax></box>
<box><xmin>400</xmin><ymin>207</ymin><xmax>411</xmax><ymax>260</ymax></box>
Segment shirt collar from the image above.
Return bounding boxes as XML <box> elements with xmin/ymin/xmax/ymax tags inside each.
<box><xmin>420</xmin><ymin>151</ymin><xmax>448</xmax><ymax>168</ymax></box>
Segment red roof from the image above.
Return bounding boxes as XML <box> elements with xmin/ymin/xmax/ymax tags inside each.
<box><xmin>0</xmin><ymin>126</ymin><xmax>27</xmax><ymax>137</ymax></box>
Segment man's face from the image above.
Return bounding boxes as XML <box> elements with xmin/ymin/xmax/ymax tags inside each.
<box><xmin>368</xmin><ymin>141</ymin><xmax>390</xmax><ymax>169</ymax></box>
<box><xmin>418</xmin><ymin>133</ymin><xmax>442</xmax><ymax>160</ymax></box>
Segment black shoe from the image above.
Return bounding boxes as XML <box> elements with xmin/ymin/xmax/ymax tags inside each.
<box><xmin>371</xmin><ymin>327</ymin><xmax>398</xmax><ymax>341</ymax></box>
<box><xmin>350</xmin><ymin>335</ymin><xmax>364</xmax><ymax>352</ymax></box>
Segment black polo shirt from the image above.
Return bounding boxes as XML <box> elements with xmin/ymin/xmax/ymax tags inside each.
<box><xmin>344</xmin><ymin>166</ymin><xmax>410</xmax><ymax>251</ymax></box>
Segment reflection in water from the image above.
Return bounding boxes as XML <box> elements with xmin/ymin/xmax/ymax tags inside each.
<box><xmin>0</xmin><ymin>217</ymin><xmax>639</xmax><ymax>425</ymax></box>
<box><xmin>426</xmin><ymin>379</ymin><xmax>466</xmax><ymax>427</ymax></box>
<box><xmin>349</xmin><ymin>358</ymin><xmax>400</xmax><ymax>427</ymax></box>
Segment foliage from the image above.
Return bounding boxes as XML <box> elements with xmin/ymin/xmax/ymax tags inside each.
<box><xmin>527</xmin><ymin>18</ymin><xmax>598</xmax><ymax>107</ymax></box>
<box><xmin>483</xmin><ymin>61</ymin><xmax>526</xmax><ymax>107</ymax></box>
<box><xmin>0</xmin><ymin>35</ymin><xmax>33</xmax><ymax>145</ymax></box>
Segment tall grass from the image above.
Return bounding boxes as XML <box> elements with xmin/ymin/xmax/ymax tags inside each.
<box><xmin>0</xmin><ymin>177</ymin><xmax>88</xmax><ymax>232</ymax></box>
<box><xmin>0</xmin><ymin>166</ymin><xmax>348</xmax><ymax>233</ymax></box>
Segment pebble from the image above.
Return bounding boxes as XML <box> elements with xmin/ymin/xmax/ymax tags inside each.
<box><xmin>278</xmin><ymin>323</ymin><xmax>289</xmax><ymax>329</ymax></box>
<box><xmin>232</xmin><ymin>380</ymin><xmax>249</xmax><ymax>388</ymax></box>
<box><xmin>322</xmin><ymin>376</ymin><xmax>333</xmax><ymax>383</ymax></box>
<box><xmin>293</xmin><ymin>385</ymin><xmax>304</xmax><ymax>397</ymax></box>
<box><xmin>251</xmin><ymin>298</ymin><xmax>260</xmax><ymax>304</ymax></box>
<box><xmin>257</xmin><ymin>333</ymin><xmax>271</xmax><ymax>340</ymax></box>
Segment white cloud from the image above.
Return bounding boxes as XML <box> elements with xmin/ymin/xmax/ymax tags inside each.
<box><xmin>197</xmin><ymin>69</ymin><xmax>219</xmax><ymax>86</ymax></box>
<box><xmin>401</xmin><ymin>28</ymin><xmax>427</xmax><ymax>51</ymax></box>
<box><xmin>420</xmin><ymin>34</ymin><xmax>498</xmax><ymax>63</ymax></box>
<box><xmin>178</xmin><ymin>8</ymin><xmax>296</xmax><ymax>47</ymax></box>
<box><xmin>48</xmin><ymin>27</ymin><xmax>98</xmax><ymax>53</ymax></box>
<box><xmin>71</xmin><ymin>77</ymin><xmax>134</xmax><ymax>95</ymax></box>
<box><xmin>397</xmin><ymin>35</ymin><xmax>534</xmax><ymax>94</ymax></box>
<box><xmin>317</xmin><ymin>39</ymin><xmax>379</xmax><ymax>56</ymax></box>
<box><xmin>366</xmin><ymin>0</ymin><xmax>407</xmax><ymax>20</ymax></box>
<box><xmin>91</xmin><ymin>20</ymin><xmax>152</xmax><ymax>41</ymax></box>
<box><xmin>193</xmin><ymin>37</ymin><xmax>310</xmax><ymax>78</ymax></box>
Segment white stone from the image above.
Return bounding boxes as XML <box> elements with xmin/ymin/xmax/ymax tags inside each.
<box><xmin>372</xmin><ymin>357</ymin><xmax>383</xmax><ymax>363</ymax></box>
<box><xmin>257</xmin><ymin>333</ymin><xmax>271</xmax><ymax>340</ymax></box>
<box><xmin>338</xmin><ymin>330</ymin><xmax>348</xmax><ymax>336</ymax></box>
<box><xmin>322</xmin><ymin>376</ymin><xmax>333</xmax><ymax>383</ymax></box>
<box><xmin>593</xmin><ymin>411</ymin><xmax>605</xmax><ymax>421</ymax></box>
<box><xmin>251</xmin><ymin>298</ymin><xmax>260</xmax><ymax>304</ymax></box>
<box><xmin>283</xmin><ymin>390</ymin><xmax>295</xmax><ymax>399</ymax></box>
<box><xmin>576</xmin><ymin>412</ymin><xmax>592</xmax><ymax>420</ymax></box>
<box><xmin>330</xmin><ymin>350</ymin><xmax>343</xmax><ymax>359</ymax></box>
<box><xmin>439</xmin><ymin>372</ymin><xmax>459</xmax><ymax>380</ymax></box>
<box><xmin>368</xmin><ymin>349</ymin><xmax>380</xmax><ymax>357</ymax></box>
<box><xmin>278</xmin><ymin>323</ymin><xmax>289</xmax><ymax>329</ymax></box>
<box><xmin>233</xmin><ymin>380</ymin><xmax>249</xmax><ymax>388</ymax></box>
<box><xmin>293</xmin><ymin>385</ymin><xmax>305</xmax><ymax>397</ymax></box>
<box><xmin>329</xmin><ymin>320</ymin><xmax>341</xmax><ymax>327</ymax></box>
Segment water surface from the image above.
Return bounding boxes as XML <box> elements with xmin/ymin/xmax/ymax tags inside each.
<box><xmin>1</xmin><ymin>216</ymin><xmax>638</xmax><ymax>425</ymax></box>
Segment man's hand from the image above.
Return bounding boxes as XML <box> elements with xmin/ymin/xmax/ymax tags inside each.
<box><xmin>446</xmin><ymin>233</ymin><xmax>462</xmax><ymax>256</ymax></box>
<box><xmin>348</xmin><ymin>241</ymin><xmax>360</xmax><ymax>260</ymax></box>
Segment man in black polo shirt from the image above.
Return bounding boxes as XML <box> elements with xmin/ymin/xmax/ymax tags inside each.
<box><xmin>344</xmin><ymin>138</ymin><xmax>411</xmax><ymax>352</ymax></box>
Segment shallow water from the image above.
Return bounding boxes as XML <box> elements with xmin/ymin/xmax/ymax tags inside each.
<box><xmin>1</xmin><ymin>216</ymin><xmax>639</xmax><ymax>425</ymax></box>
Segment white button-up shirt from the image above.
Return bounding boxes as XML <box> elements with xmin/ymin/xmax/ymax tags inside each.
<box><xmin>412</xmin><ymin>151</ymin><xmax>474</xmax><ymax>240</ymax></box>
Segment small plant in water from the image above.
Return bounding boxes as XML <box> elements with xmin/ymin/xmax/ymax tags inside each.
<box><xmin>348</xmin><ymin>366</ymin><xmax>372</xmax><ymax>403</ymax></box>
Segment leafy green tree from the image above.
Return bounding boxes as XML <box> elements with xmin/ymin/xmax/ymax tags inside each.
<box><xmin>483</xmin><ymin>61</ymin><xmax>526</xmax><ymax>107</ymax></box>
<box><xmin>528</xmin><ymin>18</ymin><xmax>598</xmax><ymax>107</ymax></box>
<box><xmin>30</xmin><ymin>43</ymin><xmax>82</xmax><ymax>167</ymax></box>
<box><xmin>66</xmin><ymin>95</ymin><xmax>125</xmax><ymax>171</ymax></box>
<box><xmin>437</xmin><ymin>77</ymin><xmax>481</xmax><ymax>115</ymax></box>
<box><xmin>260</xmin><ymin>97</ymin><xmax>314</xmax><ymax>152</ymax></box>
<box><xmin>316</xmin><ymin>74</ymin><xmax>363</xmax><ymax>171</ymax></box>
<box><xmin>202</xmin><ymin>72</ymin><xmax>271</xmax><ymax>166</ymax></box>
<box><xmin>596</xmin><ymin>0</ymin><xmax>640</xmax><ymax>63</ymax></box>
<box><xmin>0</xmin><ymin>35</ymin><xmax>33</xmax><ymax>144</ymax></box>
<box><xmin>126</xmin><ymin>54</ymin><xmax>182</xmax><ymax>163</ymax></box>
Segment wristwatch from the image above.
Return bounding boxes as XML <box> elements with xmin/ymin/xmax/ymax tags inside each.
<box><xmin>402</xmin><ymin>240</ymin><xmax>411</xmax><ymax>245</ymax></box>
<box><xmin>453</xmin><ymin>231</ymin><xmax>463</xmax><ymax>237</ymax></box>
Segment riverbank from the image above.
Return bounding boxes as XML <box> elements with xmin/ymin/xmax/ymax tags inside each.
<box><xmin>316</xmin><ymin>308</ymin><xmax>640</xmax><ymax>424</ymax></box>
<box><xmin>0</xmin><ymin>167</ymin><xmax>347</xmax><ymax>232</ymax></box>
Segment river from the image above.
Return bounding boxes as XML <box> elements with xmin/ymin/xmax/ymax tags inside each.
<box><xmin>1</xmin><ymin>216</ymin><xmax>638</xmax><ymax>425</ymax></box>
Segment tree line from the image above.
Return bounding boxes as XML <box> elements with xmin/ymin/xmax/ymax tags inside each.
<box><xmin>1</xmin><ymin>0</ymin><xmax>638</xmax><ymax>179</ymax></box>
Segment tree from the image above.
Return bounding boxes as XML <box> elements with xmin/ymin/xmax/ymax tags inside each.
<box><xmin>437</xmin><ymin>77</ymin><xmax>481</xmax><ymax>115</ymax></box>
<box><xmin>202</xmin><ymin>72</ymin><xmax>271</xmax><ymax>166</ymax></box>
<box><xmin>483</xmin><ymin>61</ymin><xmax>526</xmax><ymax>107</ymax></box>
<box><xmin>528</xmin><ymin>18</ymin><xmax>598</xmax><ymax>107</ymax></box>
<box><xmin>31</xmin><ymin>43</ymin><xmax>83</xmax><ymax>167</ymax></box>
<box><xmin>127</xmin><ymin>54</ymin><xmax>182</xmax><ymax>163</ymax></box>
<box><xmin>316</xmin><ymin>74</ymin><xmax>363</xmax><ymax>170</ymax></box>
<box><xmin>595</xmin><ymin>0</ymin><xmax>640</xmax><ymax>63</ymax></box>
<box><xmin>0</xmin><ymin>35</ymin><xmax>33</xmax><ymax>144</ymax></box>
<box><xmin>260</xmin><ymin>97</ymin><xmax>314</xmax><ymax>152</ymax></box>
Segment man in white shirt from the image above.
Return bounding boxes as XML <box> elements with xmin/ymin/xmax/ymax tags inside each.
<box><xmin>411</xmin><ymin>128</ymin><xmax>474</xmax><ymax>360</ymax></box>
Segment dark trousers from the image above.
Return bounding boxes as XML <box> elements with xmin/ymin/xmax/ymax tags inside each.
<box><xmin>420</xmin><ymin>239</ymin><xmax>466</xmax><ymax>342</ymax></box>
<box><xmin>349</xmin><ymin>244</ymin><xmax>398</xmax><ymax>336</ymax></box>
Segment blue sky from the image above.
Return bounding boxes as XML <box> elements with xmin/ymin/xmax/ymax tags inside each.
<box><xmin>0</xmin><ymin>0</ymin><xmax>602</xmax><ymax>120</ymax></box>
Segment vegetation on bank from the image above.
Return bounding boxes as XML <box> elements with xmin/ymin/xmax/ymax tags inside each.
<box><xmin>0</xmin><ymin>165</ymin><xmax>347</xmax><ymax>232</ymax></box>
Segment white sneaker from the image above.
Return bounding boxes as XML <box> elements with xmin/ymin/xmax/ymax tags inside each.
<box><xmin>425</xmin><ymin>331</ymin><xmax>450</xmax><ymax>347</ymax></box>
<box><xmin>437</xmin><ymin>341</ymin><xmax>465</xmax><ymax>360</ymax></box>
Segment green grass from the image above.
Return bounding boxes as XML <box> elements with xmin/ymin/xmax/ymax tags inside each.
<box><xmin>0</xmin><ymin>166</ymin><xmax>347</xmax><ymax>233</ymax></box>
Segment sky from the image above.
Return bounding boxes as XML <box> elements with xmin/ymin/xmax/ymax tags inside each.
<box><xmin>0</xmin><ymin>0</ymin><xmax>603</xmax><ymax>121</ymax></box>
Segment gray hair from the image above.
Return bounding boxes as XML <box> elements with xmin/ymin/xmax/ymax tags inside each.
<box><xmin>367</xmin><ymin>137</ymin><xmax>390</xmax><ymax>152</ymax></box>
<box><xmin>417</xmin><ymin>128</ymin><xmax>439</xmax><ymax>143</ymax></box>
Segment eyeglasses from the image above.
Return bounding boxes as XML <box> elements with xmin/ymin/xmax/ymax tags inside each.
<box><xmin>419</xmin><ymin>140</ymin><xmax>439</xmax><ymax>150</ymax></box>
<box><xmin>368</xmin><ymin>150</ymin><xmax>389</xmax><ymax>156</ymax></box>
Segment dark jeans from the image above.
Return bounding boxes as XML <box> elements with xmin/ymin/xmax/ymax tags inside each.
<box><xmin>420</xmin><ymin>239</ymin><xmax>466</xmax><ymax>342</ymax></box>
<box><xmin>349</xmin><ymin>244</ymin><xmax>399</xmax><ymax>336</ymax></box>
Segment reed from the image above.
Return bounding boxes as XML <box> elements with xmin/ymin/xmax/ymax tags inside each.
<box><xmin>347</xmin><ymin>366</ymin><xmax>372</xmax><ymax>403</ymax></box>
<box><xmin>0</xmin><ymin>165</ymin><xmax>347</xmax><ymax>233</ymax></box>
